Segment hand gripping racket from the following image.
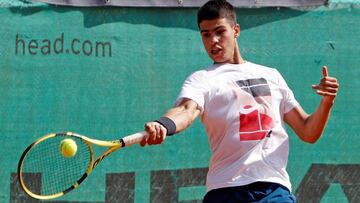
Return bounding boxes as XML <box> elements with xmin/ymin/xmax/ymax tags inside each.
<box><xmin>17</xmin><ymin>131</ymin><xmax>147</xmax><ymax>200</ymax></box>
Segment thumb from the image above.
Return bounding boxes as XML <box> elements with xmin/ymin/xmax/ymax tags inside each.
<box><xmin>322</xmin><ymin>66</ymin><xmax>328</xmax><ymax>77</ymax></box>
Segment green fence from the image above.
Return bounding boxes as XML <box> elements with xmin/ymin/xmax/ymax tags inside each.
<box><xmin>1</xmin><ymin>1</ymin><xmax>360</xmax><ymax>202</ymax></box>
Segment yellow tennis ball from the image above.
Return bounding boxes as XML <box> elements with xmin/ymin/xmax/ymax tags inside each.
<box><xmin>60</xmin><ymin>138</ymin><xmax>77</xmax><ymax>158</ymax></box>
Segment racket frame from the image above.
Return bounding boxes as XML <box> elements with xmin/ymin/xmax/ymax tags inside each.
<box><xmin>18</xmin><ymin>131</ymin><xmax>146</xmax><ymax>200</ymax></box>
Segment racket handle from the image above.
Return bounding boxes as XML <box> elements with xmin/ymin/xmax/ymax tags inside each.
<box><xmin>122</xmin><ymin>131</ymin><xmax>147</xmax><ymax>147</ymax></box>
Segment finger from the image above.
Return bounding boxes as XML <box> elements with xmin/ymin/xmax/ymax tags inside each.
<box><xmin>156</xmin><ymin>125</ymin><xmax>167</xmax><ymax>144</ymax></box>
<box><xmin>313</xmin><ymin>84</ymin><xmax>338</xmax><ymax>92</ymax></box>
<box><xmin>140</xmin><ymin>139</ymin><xmax>147</xmax><ymax>147</ymax></box>
<box><xmin>313</xmin><ymin>78</ymin><xmax>339</xmax><ymax>89</ymax></box>
<box><xmin>144</xmin><ymin>122</ymin><xmax>156</xmax><ymax>145</ymax></box>
<box><xmin>322</xmin><ymin>66</ymin><xmax>328</xmax><ymax>77</ymax></box>
<box><xmin>319</xmin><ymin>79</ymin><xmax>339</xmax><ymax>88</ymax></box>
<box><xmin>320</xmin><ymin>87</ymin><xmax>338</xmax><ymax>93</ymax></box>
<box><xmin>312</xmin><ymin>84</ymin><xmax>322</xmax><ymax>91</ymax></box>
<box><xmin>325</xmin><ymin>78</ymin><xmax>339</xmax><ymax>88</ymax></box>
<box><xmin>154</xmin><ymin>124</ymin><xmax>161</xmax><ymax>141</ymax></box>
<box><xmin>160</xmin><ymin>126</ymin><xmax>167</xmax><ymax>141</ymax></box>
<box><xmin>140</xmin><ymin>133</ymin><xmax>148</xmax><ymax>146</ymax></box>
<box><xmin>316</xmin><ymin>90</ymin><xmax>337</xmax><ymax>97</ymax></box>
<box><xmin>145</xmin><ymin>122</ymin><xmax>154</xmax><ymax>133</ymax></box>
<box><xmin>312</xmin><ymin>84</ymin><xmax>320</xmax><ymax>90</ymax></box>
<box><xmin>323</xmin><ymin>80</ymin><xmax>339</xmax><ymax>88</ymax></box>
<box><xmin>313</xmin><ymin>81</ymin><xmax>339</xmax><ymax>89</ymax></box>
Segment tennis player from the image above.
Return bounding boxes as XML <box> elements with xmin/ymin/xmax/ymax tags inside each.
<box><xmin>141</xmin><ymin>0</ymin><xmax>339</xmax><ymax>202</ymax></box>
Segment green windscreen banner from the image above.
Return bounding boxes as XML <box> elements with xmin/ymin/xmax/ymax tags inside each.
<box><xmin>1</xmin><ymin>1</ymin><xmax>360</xmax><ymax>202</ymax></box>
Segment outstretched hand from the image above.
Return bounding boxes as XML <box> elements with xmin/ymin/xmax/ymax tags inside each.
<box><xmin>312</xmin><ymin>66</ymin><xmax>339</xmax><ymax>103</ymax></box>
<box><xmin>140</xmin><ymin>121</ymin><xmax>167</xmax><ymax>147</ymax></box>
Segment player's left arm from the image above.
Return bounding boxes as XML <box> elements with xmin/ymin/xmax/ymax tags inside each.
<box><xmin>284</xmin><ymin>66</ymin><xmax>339</xmax><ymax>143</ymax></box>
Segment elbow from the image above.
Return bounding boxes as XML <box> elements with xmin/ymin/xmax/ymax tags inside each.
<box><xmin>300</xmin><ymin>132</ymin><xmax>321</xmax><ymax>144</ymax></box>
<box><xmin>296</xmin><ymin>124</ymin><xmax>324</xmax><ymax>144</ymax></box>
<box><xmin>304</xmin><ymin>138</ymin><xmax>317</xmax><ymax>144</ymax></box>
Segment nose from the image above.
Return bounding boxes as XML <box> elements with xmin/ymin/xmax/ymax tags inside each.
<box><xmin>210</xmin><ymin>34</ymin><xmax>220</xmax><ymax>45</ymax></box>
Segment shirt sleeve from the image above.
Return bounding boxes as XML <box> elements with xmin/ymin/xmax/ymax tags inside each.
<box><xmin>174</xmin><ymin>70</ymin><xmax>209</xmax><ymax>114</ymax></box>
<box><xmin>275</xmin><ymin>70</ymin><xmax>299</xmax><ymax>114</ymax></box>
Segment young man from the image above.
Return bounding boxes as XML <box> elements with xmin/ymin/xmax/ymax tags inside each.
<box><xmin>141</xmin><ymin>0</ymin><xmax>339</xmax><ymax>202</ymax></box>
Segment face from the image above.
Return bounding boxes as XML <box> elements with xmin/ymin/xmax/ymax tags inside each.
<box><xmin>199</xmin><ymin>18</ymin><xmax>240</xmax><ymax>64</ymax></box>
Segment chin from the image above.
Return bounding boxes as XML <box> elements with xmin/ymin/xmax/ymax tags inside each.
<box><xmin>211</xmin><ymin>57</ymin><xmax>225</xmax><ymax>63</ymax></box>
<box><xmin>213</xmin><ymin>59</ymin><xmax>231</xmax><ymax>64</ymax></box>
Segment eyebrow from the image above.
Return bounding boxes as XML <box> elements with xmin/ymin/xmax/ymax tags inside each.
<box><xmin>200</xmin><ymin>25</ymin><xmax>227</xmax><ymax>33</ymax></box>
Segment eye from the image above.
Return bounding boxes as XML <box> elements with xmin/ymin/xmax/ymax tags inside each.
<box><xmin>201</xmin><ymin>32</ymin><xmax>211</xmax><ymax>38</ymax></box>
<box><xmin>216</xmin><ymin>29</ymin><xmax>226</xmax><ymax>36</ymax></box>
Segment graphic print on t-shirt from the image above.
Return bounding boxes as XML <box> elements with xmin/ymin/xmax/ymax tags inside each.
<box><xmin>235</xmin><ymin>78</ymin><xmax>275</xmax><ymax>141</ymax></box>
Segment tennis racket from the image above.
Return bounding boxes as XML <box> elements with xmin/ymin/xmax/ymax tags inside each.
<box><xmin>17</xmin><ymin>131</ymin><xmax>147</xmax><ymax>200</ymax></box>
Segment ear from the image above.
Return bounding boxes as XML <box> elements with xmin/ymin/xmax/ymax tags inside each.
<box><xmin>234</xmin><ymin>24</ymin><xmax>240</xmax><ymax>38</ymax></box>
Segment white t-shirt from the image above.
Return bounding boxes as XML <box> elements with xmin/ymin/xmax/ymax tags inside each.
<box><xmin>175</xmin><ymin>62</ymin><xmax>299</xmax><ymax>192</ymax></box>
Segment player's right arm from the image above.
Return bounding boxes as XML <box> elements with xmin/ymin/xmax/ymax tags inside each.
<box><xmin>141</xmin><ymin>98</ymin><xmax>201</xmax><ymax>146</ymax></box>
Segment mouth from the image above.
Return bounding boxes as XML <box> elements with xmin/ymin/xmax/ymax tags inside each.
<box><xmin>210</xmin><ymin>46</ymin><xmax>223</xmax><ymax>56</ymax></box>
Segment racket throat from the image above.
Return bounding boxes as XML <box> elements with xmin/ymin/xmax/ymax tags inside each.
<box><xmin>92</xmin><ymin>145</ymin><xmax>121</xmax><ymax>169</ymax></box>
<box><xmin>92</xmin><ymin>157</ymin><xmax>104</xmax><ymax>169</ymax></box>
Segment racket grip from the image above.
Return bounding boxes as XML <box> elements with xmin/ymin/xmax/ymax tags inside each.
<box><xmin>122</xmin><ymin>131</ymin><xmax>147</xmax><ymax>147</ymax></box>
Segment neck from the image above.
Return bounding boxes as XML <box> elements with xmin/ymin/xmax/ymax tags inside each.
<box><xmin>233</xmin><ymin>40</ymin><xmax>244</xmax><ymax>64</ymax></box>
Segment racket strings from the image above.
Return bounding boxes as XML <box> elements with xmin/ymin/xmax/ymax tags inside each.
<box><xmin>21</xmin><ymin>135</ymin><xmax>90</xmax><ymax>196</ymax></box>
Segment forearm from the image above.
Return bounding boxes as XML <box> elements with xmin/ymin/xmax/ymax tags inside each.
<box><xmin>142</xmin><ymin>99</ymin><xmax>200</xmax><ymax>146</ymax></box>
<box><xmin>163</xmin><ymin>99</ymin><xmax>200</xmax><ymax>134</ymax></box>
<box><xmin>301</xmin><ymin>99</ymin><xmax>334</xmax><ymax>143</ymax></box>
